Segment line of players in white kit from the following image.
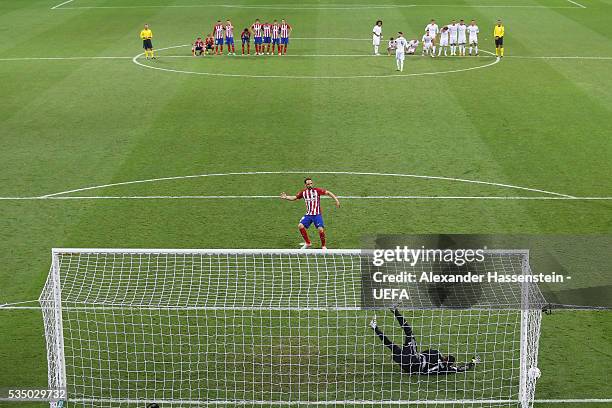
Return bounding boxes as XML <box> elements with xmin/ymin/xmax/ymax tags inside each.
<box><xmin>372</xmin><ymin>19</ymin><xmax>481</xmax><ymax>69</ymax></box>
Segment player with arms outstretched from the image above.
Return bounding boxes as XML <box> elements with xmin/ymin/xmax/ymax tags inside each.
<box><xmin>281</xmin><ymin>177</ymin><xmax>340</xmax><ymax>249</ymax></box>
<box><xmin>370</xmin><ymin>306</ymin><xmax>481</xmax><ymax>374</ymax></box>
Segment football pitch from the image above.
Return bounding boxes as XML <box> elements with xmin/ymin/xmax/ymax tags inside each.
<box><xmin>0</xmin><ymin>0</ymin><xmax>611</xmax><ymax>407</ymax></box>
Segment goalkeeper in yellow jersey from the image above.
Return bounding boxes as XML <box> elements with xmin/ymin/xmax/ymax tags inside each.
<box><xmin>140</xmin><ymin>24</ymin><xmax>156</xmax><ymax>59</ymax></box>
<box><xmin>494</xmin><ymin>19</ymin><xmax>504</xmax><ymax>58</ymax></box>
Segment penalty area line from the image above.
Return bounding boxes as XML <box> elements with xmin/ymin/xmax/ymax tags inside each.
<box><xmin>50</xmin><ymin>0</ymin><xmax>74</xmax><ymax>9</ymax></box>
<box><xmin>50</xmin><ymin>3</ymin><xmax>584</xmax><ymax>10</ymax></box>
<box><xmin>566</xmin><ymin>0</ymin><xmax>587</xmax><ymax>8</ymax></box>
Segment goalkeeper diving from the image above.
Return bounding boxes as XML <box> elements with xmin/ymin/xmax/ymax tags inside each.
<box><xmin>370</xmin><ymin>306</ymin><xmax>481</xmax><ymax>374</ymax></box>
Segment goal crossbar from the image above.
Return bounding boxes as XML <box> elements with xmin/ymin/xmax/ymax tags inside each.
<box><xmin>52</xmin><ymin>247</ymin><xmax>530</xmax><ymax>256</ymax></box>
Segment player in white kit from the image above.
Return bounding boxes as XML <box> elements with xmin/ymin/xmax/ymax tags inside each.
<box><xmin>395</xmin><ymin>31</ymin><xmax>408</xmax><ymax>72</ymax></box>
<box><xmin>425</xmin><ymin>19</ymin><xmax>438</xmax><ymax>55</ymax></box>
<box><xmin>406</xmin><ymin>39</ymin><xmax>419</xmax><ymax>55</ymax></box>
<box><xmin>457</xmin><ymin>19</ymin><xmax>467</xmax><ymax>56</ymax></box>
<box><xmin>447</xmin><ymin>19</ymin><xmax>459</xmax><ymax>56</ymax></box>
<box><xmin>467</xmin><ymin>20</ymin><xmax>479</xmax><ymax>56</ymax></box>
<box><xmin>394</xmin><ymin>32</ymin><xmax>409</xmax><ymax>71</ymax></box>
<box><xmin>387</xmin><ymin>37</ymin><xmax>396</xmax><ymax>55</ymax></box>
<box><xmin>372</xmin><ymin>20</ymin><xmax>383</xmax><ymax>55</ymax></box>
<box><xmin>421</xmin><ymin>30</ymin><xmax>434</xmax><ymax>57</ymax></box>
<box><xmin>438</xmin><ymin>26</ymin><xmax>449</xmax><ymax>56</ymax></box>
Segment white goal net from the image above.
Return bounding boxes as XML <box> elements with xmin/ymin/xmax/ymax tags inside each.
<box><xmin>40</xmin><ymin>248</ymin><xmax>545</xmax><ymax>408</ymax></box>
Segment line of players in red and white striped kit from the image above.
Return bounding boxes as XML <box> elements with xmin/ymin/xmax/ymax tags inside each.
<box><xmin>192</xmin><ymin>19</ymin><xmax>293</xmax><ymax>56</ymax></box>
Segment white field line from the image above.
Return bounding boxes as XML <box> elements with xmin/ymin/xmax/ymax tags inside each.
<box><xmin>1</xmin><ymin>196</ymin><xmax>611</xmax><ymax>201</ymax></box>
<box><xmin>506</xmin><ymin>55</ymin><xmax>612</xmax><ymax>60</ymax></box>
<box><xmin>19</xmin><ymin>397</ymin><xmax>612</xmax><ymax>405</ymax></box>
<box><xmin>50</xmin><ymin>0</ymin><xmax>74</xmax><ymax>9</ymax></box>
<box><xmin>131</xmin><ymin>45</ymin><xmax>502</xmax><ymax>79</ymax></box>
<box><xmin>37</xmin><ymin>170</ymin><xmax>576</xmax><ymax>198</ymax></box>
<box><xmin>3</xmin><ymin>51</ymin><xmax>612</xmax><ymax>62</ymax></box>
<box><xmin>0</xmin><ymin>56</ymin><xmax>132</xmax><ymax>61</ymax></box>
<box><xmin>566</xmin><ymin>0</ymin><xmax>587</xmax><ymax>8</ymax></box>
<box><xmin>50</xmin><ymin>3</ymin><xmax>584</xmax><ymax>10</ymax></box>
<box><xmin>536</xmin><ymin>400</ymin><xmax>612</xmax><ymax>404</ymax></box>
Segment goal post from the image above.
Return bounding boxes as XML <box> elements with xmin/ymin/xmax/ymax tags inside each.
<box><xmin>39</xmin><ymin>248</ymin><xmax>545</xmax><ymax>407</ymax></box>
<box><xmin>39</xmin><ymin>254</ymin><xmax>67</xmax><ymax>408</ymax></box>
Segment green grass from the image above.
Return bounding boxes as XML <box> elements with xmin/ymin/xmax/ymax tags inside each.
<box><xmin>0</xmin><ymin>0</ymin><xmax>611</xmax><ymax>406</ymax></box>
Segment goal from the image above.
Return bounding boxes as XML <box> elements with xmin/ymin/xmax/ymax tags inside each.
<box><xmin>39</xmin><ymin>248</ymin><xmax>545</xmax><ymax>408</ymax></box>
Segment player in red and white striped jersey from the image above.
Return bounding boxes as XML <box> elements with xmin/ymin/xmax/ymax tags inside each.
<box><xmin>251</xmin><ymin>19</ymin><xmax>263</xmax><ymax>55</ymax></box>
<box><xmin>192</xmin><ymin>37</ymin><xmax>205</xmax><ymax>56</ymax></box>
<box><xmin>225</xmin><ymin>19</ymin><xmax>235</xmax><ymax>55</ymax></box>
<box><xmin>262</xmin><ymin>22</ymin><xmax>272</xmax><ymax>54</ymax></box>
<box><xmin>281</xmin><ymin>177</ymin><xmax>340</xmax><ymax>249</ymax></box>
<box><xmin>271</xmin><ymin>20</ymin><xmax>281</xmax><ymax>55</ymax></box>
<box><xmin>213</xmin><ymin>20</ymin><xmax>224</xmax><ymax>55</ymax></box>
<box><xmin>279</xmin><ymin>19</ymin><xmax>292</xmax><ymax>55</ymax></box>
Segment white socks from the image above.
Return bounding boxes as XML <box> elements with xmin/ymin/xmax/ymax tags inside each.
<box><xmin>374</xmin><ymin>45</ymin><xmax>379</xmax><ymax>54</ymax></box>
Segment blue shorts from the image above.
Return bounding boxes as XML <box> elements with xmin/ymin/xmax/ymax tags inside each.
<box><xmin>272</xmin><ymin>38</ymin><xmax>280</xmax><ymax>45</ymax></box>
<box><xmin>263</xmin><ymin>36</ymin><xmax>271</xmax><ymax>44</ymax></box>
<box><xmin>215</xmin><ymin>38</ymin><xmax>223</xmax><ymax>45</ymax></box>
<box><xmin>300</xmin><ymin>214</ymin><xmax>324</xmax><ymax>229</ymax></box>
<box><xmin>254</xmin><ymin>37</ymin><xmax>262</xmax><ymax>45</ymax></box>
<box><xmin>225</xmin><ymin>37</ymin><xmax>234</xmax><ymax>45</ymax></box>
<box><xmin>241</xmin><ymin>37</ymin><xmax>250</xmax><ymax>44</ymax></box>
<box><xmin>281</xmin><ymin>38</ymin><xmax>289</xmax><ymax>45</ymax></box>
